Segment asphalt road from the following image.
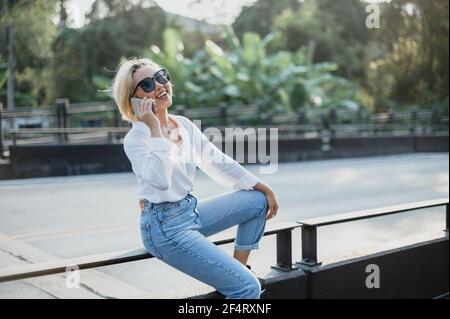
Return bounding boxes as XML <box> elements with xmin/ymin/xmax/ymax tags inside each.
<box><xmin>0</xmin><ymin>153</ymin><xmax>448</xmax><ymax>298</ymax></box>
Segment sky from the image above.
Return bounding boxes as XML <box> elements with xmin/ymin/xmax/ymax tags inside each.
<box><xmin>67</xmin><ymin>0</ymin><xmax>259</xmax><ymax>27</ymax></box>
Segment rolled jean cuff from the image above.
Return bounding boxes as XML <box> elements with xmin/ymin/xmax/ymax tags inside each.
<box><xmin>234</xmin><ymin>242</ymin><xmax>260</xmax><ymax>251</ymax></box>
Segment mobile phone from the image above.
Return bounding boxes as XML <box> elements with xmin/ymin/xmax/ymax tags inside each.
<box><xmin>131</xmin><ymin>97</ymin><xmax>156</xmax><ymax>116</ymax></box>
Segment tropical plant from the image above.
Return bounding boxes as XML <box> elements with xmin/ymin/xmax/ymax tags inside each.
<box><xmin>197</xmin><ymin>26</ymin><xmax>359</xmax><ymax>112</ymax></box>
<box><xmin>139</xmin><ymin>25</ymin><xmax>361</xmax><ymax>123</ymax></box>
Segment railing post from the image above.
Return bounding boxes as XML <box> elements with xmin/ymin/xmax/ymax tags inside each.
<box><xmin>114</xmin><ymin>107</ymin><xmax>119</xmax><ymax>127</ymax></box>
<box><xmin>297</xmin><ymin>110</ymin><xmax>306</xmax><ymax>137</ymax></box>
<box><xmin>0</xmin><ymin>102</ymin><xmax>3</xmax><ymax>158</ymax></box>
<box><xmin>410</xmin><ymin>108</ymin><xmax>417</xmax><ymax>135</ymax></box>
<box><xmin>431</xmin><ymin>107</ymin><xmax>440</xmax><ymax>133</ymax></box>
<box><xmin>108</xmin><ymin>131</ymin><xmax>113</xmax><ymax>143</ymax></box>
<box><xmin>271</xmin><ymin>229</ymin><xmax>298</xmax><ymax>272</ymax></box>
<box><xmin>445</xmin><ymin>203</ymin><xmax>449</xmax><ymax>236</ymax></box>
<box><xmin>219</xmin><ymin>103</ymin><xmax>228</xmax><ymax>127</ymax></box>
<box><xmin>56</xmin><ymin>99</ymin><xmax>69</xmax><ymax>143</ymax></box>
<box><xmin>113</xmin><ymin>107</ymin><xmax>120</xmax><ymax>141</ymax></box>
<box><xmin>329</xmin><ymin>107</ymin><xmax>337</xmax><ymax>138</ymax></box>
<box><xmin>297</xmin><ymin>110</ymin><xmax>306</xmax><ymax>125</ymax></box>
<box><xmin>356</xmin><ymin>108</ymin><xmax>363</xmax><ymax>135</ymax></box>
<box><xmin>298</xmin><ymin>225</ymin><xmax>322</xmax><ymax>267</ymax></box>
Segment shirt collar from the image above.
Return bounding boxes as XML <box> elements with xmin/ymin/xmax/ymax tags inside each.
<box><xmin>131</xmin><ymin>115</ymin><xmax>182</xmax><ymax>135</ymax></box>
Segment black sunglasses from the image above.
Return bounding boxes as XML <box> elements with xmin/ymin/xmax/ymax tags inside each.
<box><xmin>130</xmin><ymin>68</ymin><xmax>171</xmax><ymax>98</ymax></box>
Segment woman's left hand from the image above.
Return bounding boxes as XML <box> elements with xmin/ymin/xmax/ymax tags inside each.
<box><xmin>253</xmin><ymin>182</ymin><xmax>279</xmax><ymax>220</ymax></box>
<box><xmin>264</xmin><ymin>189</ymin><xmax>279</xmax><ymax>220</ymax></box>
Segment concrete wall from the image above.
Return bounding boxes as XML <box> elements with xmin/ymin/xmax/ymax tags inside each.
<box><xmin>194</xmin><ymin>237</ymin><xmax>449</xmax><ymax>299</ymax></box>
<box><xmin>303</xmin><ymin>238</ymin><xmax>449</xmax><ymax>299</ymax></box>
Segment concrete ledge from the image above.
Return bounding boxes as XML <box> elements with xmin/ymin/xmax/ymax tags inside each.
<box><xmin>188</xmin><ymin>237</ymin><xmax>449</xmax><ymax>299</ymax></box>
<box><xmin>415</xmin><ymin>135</ymin><xmax>449</xmax><ymax>152</ymax></box>
<box><xmin>300</xmin><ymin>237</ymin><xmax>449</xmax><ymax>299</ymax></box>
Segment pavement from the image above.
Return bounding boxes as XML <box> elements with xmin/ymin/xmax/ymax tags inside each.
<box><xmin>0</xmin><ymin>153</ymin><xmax>448</xmax><ymax>298</ymax></box>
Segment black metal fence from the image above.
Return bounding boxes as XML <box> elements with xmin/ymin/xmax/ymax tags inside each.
<box><xmin>0</xmin><ymin>99</ymin><xmax>449</xmax><ymax>155</ymax></box>
<box><xmin>297</xmin><ymin>198</ymin><xmax>449</xmax><ymax>267</ymax></box>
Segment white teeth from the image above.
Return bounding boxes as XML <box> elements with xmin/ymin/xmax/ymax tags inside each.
<box><xmin>157</xmin><ymin>92</ymin><xmax>167</xmax><ymax>99</ymax></box>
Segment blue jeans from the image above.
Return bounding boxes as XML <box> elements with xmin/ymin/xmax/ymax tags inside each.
<box><xmin>140</xmin><ymin>189</ymin><xmax>269</xmax><ymax>299</ymax></box>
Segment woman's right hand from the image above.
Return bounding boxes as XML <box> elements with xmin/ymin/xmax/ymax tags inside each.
<box><xmin>137</xmin><ymin>97</ymin><xmax>160</xmax><ymax>128</ymax></box>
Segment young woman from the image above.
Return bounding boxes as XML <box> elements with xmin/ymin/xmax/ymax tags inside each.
<box><xmin>112</xmin><ymin>58</ymin><xmax>280</xmax><ymax>299</ymax></box>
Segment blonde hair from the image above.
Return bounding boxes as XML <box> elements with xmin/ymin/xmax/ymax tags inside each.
<box><xmin>111</xmin><ymin>57</ymin><xmax>164</xmax><ymax>123</ymax></box>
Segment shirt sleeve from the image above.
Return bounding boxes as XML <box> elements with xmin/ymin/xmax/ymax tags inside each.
<box><xmin>123</xmin><ymin>130</ymin><xmax>177</xmax><ymax>191</ymax></box>
<box><xmin>188</xmin><ymin>118</ymin><xmax>260</xmax><ymax>190</ymax></box>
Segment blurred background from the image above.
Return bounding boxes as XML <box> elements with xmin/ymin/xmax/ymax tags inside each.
<box><xmin>0</xmin><ymin>0</ymin><xmax>448</xmax><ymax>141</ymax></box>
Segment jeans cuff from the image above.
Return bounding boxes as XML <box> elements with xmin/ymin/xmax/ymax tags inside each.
<box><xmin>234</xmin><ymin>242</ymin><xmax>260</xmax><ymax>251</ymax></box>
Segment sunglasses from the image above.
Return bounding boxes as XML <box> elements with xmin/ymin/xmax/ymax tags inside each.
<box><xmin>130</xmin><ymin>68</ymin><xmax>171</xmax><ymax>98</ymax></box>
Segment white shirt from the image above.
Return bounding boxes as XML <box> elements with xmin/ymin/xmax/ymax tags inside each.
<box><xmin>123</xmin><ymin>115</ymin><xmax>261</xmax><ymax>203</ymax></box>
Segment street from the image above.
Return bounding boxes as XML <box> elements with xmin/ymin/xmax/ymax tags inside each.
<box><xmin>0</xmin><ymin>153</ymin><xmax>448</xmax><ymax>298</ymax></box>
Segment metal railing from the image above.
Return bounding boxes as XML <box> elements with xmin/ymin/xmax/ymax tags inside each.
<box><xmin>0</xmin><ymin>198</ymin><xmax>448</xmax><ymax>287</ymax></box>
<box><xmin>8</xmin><ymin>127</ymin><xmax>130</xmax><ymax>145</ymax></box>
<box><xmin>1</xmin><ymin>99</ymin><xmax>448</xmax><ymax>150</ymax></box>
<box><xmin>0</xmin><ymin>222</ymin><xmax>300</xmax><ymax>284</ymax></box>
<box><xmin>297</xmin><ymin>198</ymin><xmax>449</xmax><ymax>266</ymax></box>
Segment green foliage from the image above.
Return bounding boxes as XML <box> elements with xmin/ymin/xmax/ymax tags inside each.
<box><xmin>0</xmin><ymin>0</ymin><xmax>447</xmax><ymax>115</ymax></box>
<box><xmin>139</xmin><ymin>25</ymin><xmax>360</xmax><ymax>118</ymax></box>
<box><xmin>0</xmin><ymin>57</ymin><xmax>6</xmax><ymax>90</ymax></box>
<box><xmin>272</xmin><ymin>0</ymin><xmax>369</xmax><ymax>79</ymax></box>
<box><xmin>46</xmin><ymin>1</ymin><xmax>167</xmax><ymax>103</ymax></box>
<box><xmin>368</xmin><ymin>0</ymin><xmax>449</xmax><ymax>109</ymax></box>
<box><xmin>0</xmin><ymin>0</ymin><xmax>58</xmax><ymax>106</ymax></box>
<box><xmin>232</xmin><ymin>0</ymin><xmax>301</xmax><ymax>39</ymax></box>
<box><xmin>142</xmin><ymin>28</ymin><xmax>202</xmax><ymax>107</ymax></box>
<box><xmin>234</xmin><ymin>0</ymin><xmax>448</xmax><ymax>111</ymax></box>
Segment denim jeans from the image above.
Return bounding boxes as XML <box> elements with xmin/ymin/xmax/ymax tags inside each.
<box><xmin>140</xmin><ymin>189</ymin><xmax>269</xmax><ymax>299</ymax></box>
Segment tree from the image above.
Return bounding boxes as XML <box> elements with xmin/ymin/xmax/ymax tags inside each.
<box><xmin>46</xmin><ymin>0</ymin><xmax>167</xmax><ymax>102</ymax></box>
<box><xmin>371</xmin><ymin>0</ymin><xmax>449</xmax><ymax>107</ymax></box>
<box><xmin>272</xmin><ymin>0</ymin><xmax>369</xmax><ymax>80</ymax></box>
<box><xmin>0</xmin><ymin>0</ymin><xmax>58</xmax><ymax>106</ymax></box>
<box><xmin>232</xmin><ymin>0</ymin><xmax>300</xmax><ymax>39</ymax></box>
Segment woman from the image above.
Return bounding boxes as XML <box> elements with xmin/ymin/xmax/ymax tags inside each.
<box><xmin>112</xmin><ymin>57</ymin><xmax>280</xmax><ymax>299</ymax></box>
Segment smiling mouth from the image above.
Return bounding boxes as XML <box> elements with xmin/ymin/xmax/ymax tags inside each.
<box><xmin>156</xmin><ymin>92</ymin><xmax>168</xmax><ymax>99</ymax></box>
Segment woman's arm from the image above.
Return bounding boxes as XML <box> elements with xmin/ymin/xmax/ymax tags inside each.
<box><xmin>187</xmin><ymin>117</ymin><xmax>280</xmax><ymax>219</ymax></box>
<box><xmin>189</xmin><ymin>118</ymin><xmax>260</xmax><ymax>190</ymax></box>
<box><xmin>124</xmin><ymin>130</ymin><xmax>177</xmax><ymax>191</ymax></box>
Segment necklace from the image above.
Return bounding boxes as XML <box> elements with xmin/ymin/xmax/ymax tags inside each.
<box><xmin>161</xmin><ymin>120</ymin><xmax>175</xmax><ymax>135</ymax></box>
<box><xmin>162</xmin><ymin>118</ymin><xmax>183</xmax><ymax>144</ymax></box>
<box><xmin>161</xmin><ymin>125</ymin><xmax>172</xmax><ymax>135</ymax></box>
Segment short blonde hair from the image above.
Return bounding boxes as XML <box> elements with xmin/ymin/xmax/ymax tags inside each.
<box><xmin>111</xmin><ymin>57</ymin><xmax>163</xmax><ymax>123</ymax></box>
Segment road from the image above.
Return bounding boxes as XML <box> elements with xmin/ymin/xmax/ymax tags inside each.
<box><xmin>0</xmin><ymin>153</ymin><xmax>448</xmax><ymax>298</ymax></box>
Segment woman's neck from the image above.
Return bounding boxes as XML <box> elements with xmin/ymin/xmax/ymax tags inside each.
<box><xmin>157</xmin><ymin>109</ymin><xmax>171</xmax><ymax>127</ymax></box>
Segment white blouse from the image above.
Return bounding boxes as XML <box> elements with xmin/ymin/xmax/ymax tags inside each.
<box><xmin>123</xmin><ymin>115</ymin><xmax>261</xmax><ymax>203</ymax></box>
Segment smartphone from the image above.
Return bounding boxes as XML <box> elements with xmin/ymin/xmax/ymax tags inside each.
<box><xmin>131</xmin><ymin>97</ymin><xmax>156</xmax><ymax>116</ymax></box>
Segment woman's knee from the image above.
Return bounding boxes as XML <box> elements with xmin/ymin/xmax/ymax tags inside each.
<box><xmin>229</xmin><ymin>275</ymin><xmax>261</xmax><ymax>299</ymax></box>
<box><xmin>252</xmin><ymin>190</ymin><xmax>268</xmax><ymax>214</ymax></box>
<box><xmin>242</xmin><ymin>276</ymin><xmax>262</xmax><ymax>299</ymax></box>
